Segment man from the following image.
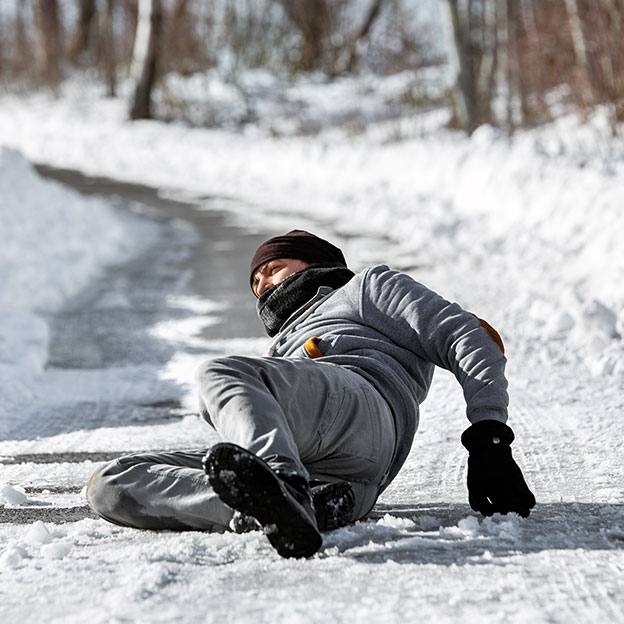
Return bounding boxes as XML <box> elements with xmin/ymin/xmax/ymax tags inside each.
<box><xmin>87</xmin><ymin>229</ymin><xmax>535</xmax><ymax>559</ymax></box>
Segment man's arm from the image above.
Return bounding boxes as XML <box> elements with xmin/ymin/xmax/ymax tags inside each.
<box><xmin>360</xmin><ymin>265</ymin><xmax>536</xmax><ymax>517</ymax></box>
<box><xmin>360</xmin><ymin>265</ymin><xmax>509</xmax><ymax>423</ymax></box>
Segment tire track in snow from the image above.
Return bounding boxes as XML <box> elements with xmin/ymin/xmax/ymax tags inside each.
<box><xmin>505</xmin><ymin>377</ymin><xmax>624</xmax><ymax>622</ymax></box>
<box><xmin>510</xmin><ymin>375</ymin><xmax>623</xmax><ymax>505</ymax></box>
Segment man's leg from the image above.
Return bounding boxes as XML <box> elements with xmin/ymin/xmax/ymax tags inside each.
<box><xmin>86</xmin><ymin>449</ymin><xmax>234</xmax><ymax>531</ymax></box>
<box><xmin>88</xmin><ymin>356</ymin><xmax>396</xmax><ymax>535</ymax></box>
<box><xmin>196</xmin><ymin>356</ymin><xmax>396</xmax><ymax>522</ymax></box>
<box><xmin>86</xmin><ymin>448</ymin><xmax>360</xmax><ymax>532</ymax></box>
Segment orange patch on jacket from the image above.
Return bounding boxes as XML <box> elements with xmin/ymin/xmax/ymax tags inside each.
<box><xmin>471</xmin><ymin>314</ymin><xmax>505</xmax><ymax>354</ymax></box>
<box><xmin>304</xmin><ymin>336</ymin><xmax>324</xmax><ymax>358</ymax></box>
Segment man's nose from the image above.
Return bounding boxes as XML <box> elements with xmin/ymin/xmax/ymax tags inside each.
<box><xmin>257</xmin><ymin>276</ymin><xmax>271</xmax><ymax>296</ymax></box>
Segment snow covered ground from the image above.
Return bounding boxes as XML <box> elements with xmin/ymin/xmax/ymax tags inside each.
<box><xmin>0</xmin><ymin>74</ymin><xmax>623</xmax><ymax>622</ymax></box>
<box><xmin>0</xmin><ymin>147</ymin><xmax>147</xmax><ymax>431</ymax></box>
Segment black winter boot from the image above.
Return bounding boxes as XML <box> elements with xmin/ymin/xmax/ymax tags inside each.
<box><xmin>311</xmin><ymin>481</ymin><xmax>356</xmax><ymax>530</ymax></box>
<box><xmin>203</xmin><ymin>443</ymin><xmax>322</xmax><ymax>559</ymax></box>
<box><xmin>228</xmin><ymin>481</ymin><xmax>355</xmax><ymax>533</ymax></box>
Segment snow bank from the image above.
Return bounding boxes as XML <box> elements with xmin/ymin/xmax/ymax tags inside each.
<box><xmin>0</xmin><ymin>148</ymin><xmax>138</xmax><ymax>426</ymax></box>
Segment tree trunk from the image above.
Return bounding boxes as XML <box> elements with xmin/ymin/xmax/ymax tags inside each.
<box><xmin>101</xmin><ymin>0</ymin><xmax>117</xmax><ymax>97</ymax></box>
<box><xmin>130</xmin><ymin>0</ymin><xmax>163</xmax><ymax>120</ymax></box>
<box><xmin>343</xmin><ymin>0</ymin><xmax>387</xmax><ymax>74</ymax></box>
<box><xmin>518</xmin><ymin>0</ymin><xmax>548</xmax><ymax>123</ymax></box>
<box><xmin>166</xmin><ymin>0</ymin><xmax>198</xmax><ymax>75</ymax></box>
<box><xmin>35</xmin><ymin>0</ymin><xmax>63</xmax><ymax>85</ymax></box>
<box><xmin>496</xmin><ymin>0</ymin><xmax>513</xmax><ymax>131</ymax></box>
<box><xmin>563</xmin><ymin>0</ymin><xmax>593</xmax><ymax>107</ymax></box>
<box><xmin>440</xmin><ymin>0</ymin><xmax>474</xmax><ymax>131</ymax></box>
<box><xmin>14</xmin><ymin>0</ymin><xmax>30</xmax><ymax>75</ymax></box>
<box><xmin>278</xmin><ymin>0</ymin><xmax>331</xmax><ymax>71</ymax></box>
<box><xmin>68</xmin><ymin>0</ymin><xmax>97</xmax><ymax>65</ymax></box>
<box><xmin>474</xmin><ymin>0</ymin><xmax>497</xmax><ymax>125</ymax></box>
<box><xmin>601</xmin><ymin>0</ymin><xmax>624</xmax><ymax>124</ymax></box>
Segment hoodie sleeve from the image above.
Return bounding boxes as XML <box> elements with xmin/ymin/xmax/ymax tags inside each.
<box><xmin>359</xmin><ymin>265</ymin><xmax>508</xmax><ymax>424</ymax></box>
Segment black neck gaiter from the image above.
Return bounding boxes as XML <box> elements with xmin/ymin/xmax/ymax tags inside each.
<box><xmin>257</xmin><ymin>264</ymin><xmax>355</xmax><ymax>337</ymax></box>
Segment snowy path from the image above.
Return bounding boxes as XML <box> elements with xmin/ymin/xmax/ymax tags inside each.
<box><xmin>1</xmin><ymin>169</ymin><xmax>623</xmax><ymax>623</ymax></box>
<box><xmin>0</xmin><ymin>168</ymin><xmax>270</xmax><ymax>527</ymax></box>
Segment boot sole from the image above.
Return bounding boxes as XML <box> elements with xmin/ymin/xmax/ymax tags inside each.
<box><xmin>204</xmin><ymin>443</ymin><xmax>322</xmax><ymax>559</ymax></box>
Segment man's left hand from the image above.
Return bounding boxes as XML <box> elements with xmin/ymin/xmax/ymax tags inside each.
<box><xmin>461</xmin><ymin>420</ymin><xmax>536</xmax><ymax>518</ymax></box>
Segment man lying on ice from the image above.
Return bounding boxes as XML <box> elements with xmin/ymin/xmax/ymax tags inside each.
<box><xmin>87</xmin><ymin>229</ymin><xmax>535</xmax><ymax>558</ymax></box>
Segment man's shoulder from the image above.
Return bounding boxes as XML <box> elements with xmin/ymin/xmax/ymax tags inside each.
<box><xmin>362</xmin><ymin>263</ymin><xmax>392</xmax><ymax>273</ymax></box>
<box><xmin>341</xmin><ymin>264</ymin><xmax>393</xmax><ymax>295</ymax></box>
<box><xmin>354</xmin><ymin>264</ymin><xmax>394</xmax><ymax>280</ymax></box>
<box><xmin>344</xmin><ymin>265</ymin><xmax>414</xmax><ymax>305</ymax></box>
<box><xmin>354</xmin><ymin>264</ymin><xmax>415</xmax><ymax>287</ymax></box>
<box><xmin>350</xmin><ymin>264</ymin><xmax>434</xmax><ymax>304</ymax></box>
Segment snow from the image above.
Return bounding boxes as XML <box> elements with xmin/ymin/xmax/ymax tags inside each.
<box><xmin>0</xmin><ymin>483</ymin><xmax>29</xmax><ymax>506</ymax></box>
<box><xmin>0</xmin><ymin>73</ymin><xmax>623</xmax><ymax>622</ymax></box>
<box><xmin>0</xmin><ymin>147</ymin><xmax>145</xmax><ymax>431</ymax></box>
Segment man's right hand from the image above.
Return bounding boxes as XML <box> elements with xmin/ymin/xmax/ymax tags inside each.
<box><xmin>461</xmin><ymin>420</ymin><xmax>536</xmax><ymax>517</ymax></box>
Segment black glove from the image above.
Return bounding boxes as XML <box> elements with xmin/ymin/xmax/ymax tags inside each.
<box><xmin>461</xmin><ymin>420</ymin><xmax>536</xmax><ymax>518</ymax></box>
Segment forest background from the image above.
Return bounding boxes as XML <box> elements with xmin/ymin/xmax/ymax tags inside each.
<box><xmin>2</xmin><ymin>0</ymin><xmax>623</xmax><ymax>136</ymax></box>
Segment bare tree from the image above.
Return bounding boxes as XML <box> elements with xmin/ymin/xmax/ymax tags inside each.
<box><xmin>441</xmin><ymin>0</ymin><xmax>524</xmax><ymax>133</ymax></box>
<box><xmin>68</xmin><ymin>0</ymin><xmax>97</xmax><ymax>65</ymax></box>
<box><xmin>440</xmin><ymin>0</ymin><xmax>474</xmax><ymax>131</ymax></box>
<box><xmin>586</xmin><ymin>0</ymin><xmax>624</xmax><ymax>130</ymax></box>
<box><xmin>516</xmin><ymin>0</ymin><xmax>549</xmax><ymax>124</ymax></box>
<box><xmin>34</xmin><ymin>0</ymin><xmax>63</xmax><ymax>85</ymax></box>
<box><xmin>164</xmin><ymin>0</ymin><xmax>202</xmax><ymax>75</ymax></box>
<box><xmin>602</xmin><ymin>0</ymin><xmax>624</xmax><ymax>124</ymax></box>
<box><xmin>101</xmin><ymin>0</ymin><xmax>117</xmax><ymax>96</ymax></box>
<box><xmin>563</xmin><ymin>0</ymin><xmax>593</xmax><ymax>108</ymax></box>
<box><xmin>14</xmin><ymin>0</ymin><xmax>31</xmax><ymax>76</ymax></box>
<box><xmin>474</xmin><ymin>0</ymin><xmax>497</xmax><ymax>124</ymax></box>
<box><xmin>130</xmin><ymin>0</ymin><xmax>163</xmax><ymax>120</ymax></box>
<box><xmin>496</xmin><ymin>0</ymin><xmax>513</xmax><ymax>131</ymax></box>
<box><xmin>277</xmin><ymin>0</ymin><xmax>332</xmax><ymax>71</ymax></box>
<box><xmin>342</xmin><ymin>0</ymin><xmax>388</xmax><ymax>74</ymax></box>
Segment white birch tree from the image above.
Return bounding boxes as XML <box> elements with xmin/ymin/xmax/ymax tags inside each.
<box><xmin>130</xmin><ymin>0</ymin><xmax>163</xmax><ymax>119</ymax></box>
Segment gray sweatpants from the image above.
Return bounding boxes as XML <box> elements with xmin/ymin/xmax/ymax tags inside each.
<box><xmin>86</xmin><ymin>356</ymin><xmax>396</xmax><ymax>532</ymax></box>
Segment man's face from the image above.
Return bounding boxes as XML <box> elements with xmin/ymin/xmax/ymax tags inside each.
<box><xmin>252</xmin><ymin>258</ymin><xmax>310</xmax><ymax>297</ymax></box>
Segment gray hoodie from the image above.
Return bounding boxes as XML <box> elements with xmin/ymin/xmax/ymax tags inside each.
<box><xmin>267</xmin><ymin>264</ymin><xmax>509</xmax><ymax>488</ymax></box>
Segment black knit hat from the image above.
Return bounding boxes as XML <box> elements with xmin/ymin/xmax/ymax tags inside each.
<box><xmin>249</xmin><ymin>229</ymin><xmax>348</xmax><ymax>288</ymax></box>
